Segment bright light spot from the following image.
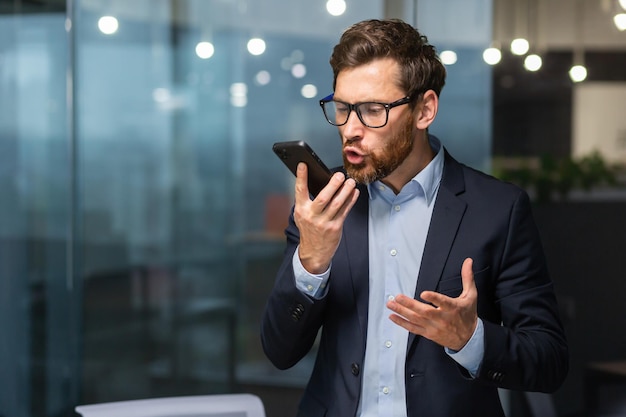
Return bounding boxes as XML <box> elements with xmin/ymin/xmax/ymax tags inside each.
<box><xmin>65</xmin><ymin>18</ymin><xmax>71</xmax><ymax>32</ymax></box>
<box><xmin>614</xmin><ymin>13</ymin><xmax>626</xmax><ymax>31</ymax></box>
<box><xmin>195</xmin><ymin>42</ymin><xmax>215</xmax><ymax>59</ymax></box>
<box><xmin>510</xmin><ymin>38</ymin><xmax>529</xmax><ymax>55</ymax></box>
<box><xmin>152</xmin><ymin>88</ymin><xmax>171</xmax><ymax>103</ymax></box>
<box><xmin>301</xmin><ymin>84</ymin><xmax>317</xmax><ymax>98</ymax></box>
<box><xmin>569</xmin><ymin>65</ymin><xmax>587</xmax><ymax>83</ymax></box>
<box><xmin>620</xmin><ymin>0</ymin><xmax>626</xmax><ymax>10</ymax></box>
<box><xmin>326</xmin><ymin>0</ymin><xmax>346</xmax><ymax>16</ymax></box>
<box><xmin>98</xmin><ymin>16</ymin><xmax>119</xmax><ymax>35</ymax></box>
<box><xmin>440</xmin><ymin>50</ymin><xmax>457</xmax><ymax>65</ymax></box>
<box><xmin>524</xmin><ymin>54</ymin><xmax>542</xmax><ymax>72</ymax></box>
<box><xmin>255</xmin><ymin>70</ymin><xmax>271</xmax><ymax>86</ymax></box>
<box><xmin>231</xmin><ymin>96</ymin><xmax>247</xmax><ymax>107</ymax></box>
<box><xmin>230</xmin><ymin>82</ymin><xmax>248</xmax><ymax>107</ymax></box>
<box><xmin>291</xmin><ymin>63</ymin><xmax>307</xmax><ymax>78</ymax></box>
<box><xmin>230</xmin><ymin>82</ymin><xmax>247</xmax><ymax>97</ymax></box>
<box><xmin>483</xmin><ymin>47</ymin><xmax>502</xmax><ymax>65</ymax></box>
<box><xmin>247</xmin><ymin>38</ymin><xmax>266</xmax><ymax>56</ymax></box>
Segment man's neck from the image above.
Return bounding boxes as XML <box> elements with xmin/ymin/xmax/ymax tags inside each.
<box><xmin>381</xmin><ymin>135</ymin><xmax>435</xmax><ymax>194</ymax></box>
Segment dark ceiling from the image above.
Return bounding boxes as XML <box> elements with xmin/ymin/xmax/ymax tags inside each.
<box><xmin>0</xmin><ymin>0</ymin><xmax>65</xmax><ymax>14</ymax></box>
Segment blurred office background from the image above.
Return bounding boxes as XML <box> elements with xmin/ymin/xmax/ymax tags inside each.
<box><xmin>0</xmin><ymin>0</ymin><xmax>624</xmax><ymax>416</ymax></box>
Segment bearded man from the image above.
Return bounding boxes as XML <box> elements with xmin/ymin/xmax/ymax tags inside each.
<box><xmin>261</xmin><ymin>18</ymin><xmax>568</xmax><ymax>417</ymax></box>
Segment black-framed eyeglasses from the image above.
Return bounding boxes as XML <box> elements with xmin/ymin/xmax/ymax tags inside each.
<box><xmin>319</xmin><ymin>94</ymin><xmax>413</xmax><ymax>128</ymax></box>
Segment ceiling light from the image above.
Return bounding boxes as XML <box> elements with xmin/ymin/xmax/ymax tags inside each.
<box><xmin>569</xmin><ymin>65</ymin><xmax>587</xmax><ymax>83</ymax></box>
<box><xmin>440</xmin><ymin>50</ymin><xmax>458</xmax><ymax>65</ymax></box>
<box><xmin>614</xmin><ymin>13</ymin><xmax>626</xmax><ymax>31</ymax></box>
<box><xmin>483</xmin><ymin>47</ymin><xmax>502</xmax><ymax>65</ymax></box>
<box><xmin>247</xmin><ymin>38</ymin><xmax>266</xmax><ymax>56</ymax></box>
<box><xmin>195</xmin><ymin>42</ymin><xmax>215</xmax><ymax>59</ymax></box>
<box><xmin>301</xmin><ymin>84</ymin><xmax>318</xmax><ymax>99</ymax></box>
<box><xmin>291</xmin><ymin>63</ymin><xmax>307</xmax><ymax>78</ymax></box>
<box><xmin>255</xmin><ymin>71</ymin><xmax>271</xmax><ymax>86</ymax></box>
<box><xmin>510</xmin><ymin>38</ymin><xmax>530</xmax><ymax>55</ymax></box>
<box><xmin>98</xmin><ymin>16</ymin><xmax>118</xmax><ymax>35</ymax></box>
<box><xmin>524</xmin><ymin>54</ymin><xmax>542</xmax><ymax>71</ymax></box>
<box><xmin>326</xmin><ymin>0</ymin><xmax>346</xmax><ymax>16</ymax></box>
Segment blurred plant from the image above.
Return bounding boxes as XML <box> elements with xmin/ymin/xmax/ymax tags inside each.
<box><xmin>494</xmin><ymin>151</ymin><xmax>623</xmax><ymax>204</ymax></box>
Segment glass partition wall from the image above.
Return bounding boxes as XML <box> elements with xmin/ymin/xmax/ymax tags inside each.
<box><xmin>71</xmin><ymin>0</ymin><xmax>387</xmax><ymax>406</ymax></box>
<box><xmin>0</xmin><ymin>1</ymin><xmax>492</xmax><ymax>416</ymax></box>
<box><xmin>0</xmin><ymin>9</ymin><xmax>77</xmax><ymax>417</ymax></box>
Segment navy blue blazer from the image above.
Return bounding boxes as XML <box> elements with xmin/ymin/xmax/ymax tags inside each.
<box><xmin>261</xmin><ymin>149</ymin><xmax>568</xmax><ymax>417</ymax></box>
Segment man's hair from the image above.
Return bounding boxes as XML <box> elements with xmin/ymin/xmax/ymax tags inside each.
<box><xmin>329</xmin><ymin>19</ymin><xmax>446</xmax><ymax>100</ymax></box>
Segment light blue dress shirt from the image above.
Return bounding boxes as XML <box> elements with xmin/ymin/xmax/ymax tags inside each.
<box><xmin>293</xmin><ymin>136</ymin><xmax>484</xmax><ymax>417</ymax></box>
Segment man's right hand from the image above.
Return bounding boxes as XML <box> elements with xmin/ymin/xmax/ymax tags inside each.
<box><xmin>294</xmin><ymin>162</ymin><xmax>360</xmax><ymax>274</ymax></box>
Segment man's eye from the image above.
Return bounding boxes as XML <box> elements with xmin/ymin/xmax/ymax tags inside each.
<box><xmin>335</xmin><ymin>104</ymin><xmax>349</xmax><ymax>113</ymax></box>
<box><xmin>361</xmin><ymin>103</ymin><xmax>385</xmax><ymax>115</ymax></box>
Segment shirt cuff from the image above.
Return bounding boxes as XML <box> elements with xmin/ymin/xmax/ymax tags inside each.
<box><xmin>292</xmin><ymin>245</ymin><xmax>331</xmax><ymax>298</ymax></box>
<box><xmin>445</xmin><ymin>318</ymin><xmax>484</xmax><ymax>378</ymax></box>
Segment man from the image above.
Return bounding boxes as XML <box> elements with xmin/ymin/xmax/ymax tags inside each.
<box><xmin>261</xmin><ymin>18</ymin><xmax>568</xmax><ymax>417</ymax></box>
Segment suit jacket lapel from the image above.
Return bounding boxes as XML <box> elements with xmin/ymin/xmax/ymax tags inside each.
<box><xmin>343</xmin><ymin>183</ymin><xmax>370</xmax><ymax>344</ymax></box>
<box><xmin>408</xmin><ymin>151</ymin><xmax>467</xmax><ymax>349</ymax></box>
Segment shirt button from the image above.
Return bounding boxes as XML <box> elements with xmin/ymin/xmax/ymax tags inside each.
<box><xmin>306</xmin><ymin>285</ymin><xmax>314</xmax><ymax>292</ymax></box>
<box><xmin>390</xmin><ymin>249</ymin><xmax>397</xmax><ymax>256</ymax></box>
<box><xmin>382</xmin><ymin>386</ymin><xmax>390</xmax><ymax>395</ymax></box>
<box><xmin>385</xmin><ymin>340</ymin><xmax>392</xmax><ymax>348</ymax></box>
<box><xmin>394</xmin><ymin>205</ymin><xmax>401</xmax><ymax>211</ymax></box>
<box><xmin>388</xmin><ymin>295</ymin><xmax>395</xmax><ymax>301</ymax></box>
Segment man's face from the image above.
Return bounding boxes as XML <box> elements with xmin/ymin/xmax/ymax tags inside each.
<box><xmin>334</xmin><ymin>58</ymin><xmax>416</xmax><ymax>184</ymax></box>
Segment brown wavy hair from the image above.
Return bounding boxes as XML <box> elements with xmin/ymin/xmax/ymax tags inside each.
<box><xmin>329</xmin><ymin>19</ymin><xmax>446</xmax><ymax>103</ymax></box>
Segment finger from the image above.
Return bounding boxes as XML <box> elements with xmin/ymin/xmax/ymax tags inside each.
<box><xmin>421</xmin><ymin>257</ymin><xmax>477</xmax><ymax>306</ymax></box>
<box><xmin>294</xmin><ymin>162</ymin><xmax>310</xmax><ymax>204</ymax></box>
<box><xmin>388</xmin><ymin>312</ymin><xmax>426</xmax><ymax>335</ymax></box>
<box><xmin>388</xmin><ymin>294</ymin><xmax>435</xmax><ymax>318</ymax></box>
<box><xmin>460</xmin><ymin>257</ymin><xmax>476</xmax><ymax>297</ymax></box>
<box><xmin>329</xmin><ymin>178</ymin><xmax>359</xmax><ymax>220</ymax></box>
<box><xmin>314</xmin><ymin>172</ymin><xmax>349</xmax><ymax>208</ymax></box>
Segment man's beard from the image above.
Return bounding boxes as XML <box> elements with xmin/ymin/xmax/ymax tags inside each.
<box><xmin>342</xmin><ymin>116</ymin><xmax>415</xmax><ymax>184</ymax></box>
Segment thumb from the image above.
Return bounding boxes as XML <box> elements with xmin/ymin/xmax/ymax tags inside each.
<box><xmin>461</xmin><ymin>257</ymin><xmax>476</xmax><ymax>296</ymax></box>
<box><xmin>294</xmin><ymin>162</ymin><xmax>310</xmax><ymax>202</ymax></box>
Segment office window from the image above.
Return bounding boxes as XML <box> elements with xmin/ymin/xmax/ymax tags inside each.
<box><xmin>0</xmin><ymin>1</ymin><xmax>493</xmax><ymax>416</ymax></box>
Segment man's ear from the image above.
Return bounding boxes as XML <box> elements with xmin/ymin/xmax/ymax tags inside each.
<box><xmin>415</xmin><ymin>90</ymin><xmax>438</xmax><ymax>130</ymax></box>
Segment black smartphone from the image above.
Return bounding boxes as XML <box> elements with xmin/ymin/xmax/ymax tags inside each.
<box><xmin>272</xmin><ymin>140</ymin><xmax>334</xmax><ymax>198</ymax></box>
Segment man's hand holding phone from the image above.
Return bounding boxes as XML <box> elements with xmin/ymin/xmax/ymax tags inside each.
<box><xmin>293</xmin><ymin>162</ymin><xmax>360</xmax><ymax>275</ymax></box>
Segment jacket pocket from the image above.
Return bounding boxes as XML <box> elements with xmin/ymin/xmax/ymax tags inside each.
<box><xmin>436</xmin><ymin>265</ymin><xmax>490</xmax><ymax>297</ymax></box>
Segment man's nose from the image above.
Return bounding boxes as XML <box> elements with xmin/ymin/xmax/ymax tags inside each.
<box><xmin>342</xmin><ymin>110</ymin><xmax>365</xmax><ymax>137</ymax></box>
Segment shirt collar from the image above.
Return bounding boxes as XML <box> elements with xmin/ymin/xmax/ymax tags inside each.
<box><xmin>366</xmin><ymin>134</ymin><xmax>444</xmax><ymax>206</ymax></box>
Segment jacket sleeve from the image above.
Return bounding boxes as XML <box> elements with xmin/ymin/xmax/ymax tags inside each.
<box><xmin>260</xmin><ymin>208</ymin><xmax>328</xmax><ymax>370</ymax></box>
<box><xmin>476</xmin><ymin>190</ymin><xmax>569</xmax><ymax>392</ymax></box>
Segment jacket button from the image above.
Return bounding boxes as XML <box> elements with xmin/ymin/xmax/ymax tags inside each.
<box><xmin>351</xmin><ymin>363</ymin><xmax>360</xmax><ymax>376</ymax></box>
<box><xmin>487</xmin><ymin>370</ymin><xmax>504</xmax><ymax>382</ymax></box>
<box><xmin>289</xmin><ymin>303</ymin><xmax>305</xmax><ymax>322</ymax></box>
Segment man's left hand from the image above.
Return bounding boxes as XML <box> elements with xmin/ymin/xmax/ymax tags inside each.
<box><xmin>387</xmin><ymin>257</ymin><xmax>478</xmax><ymax>351</ymax></box>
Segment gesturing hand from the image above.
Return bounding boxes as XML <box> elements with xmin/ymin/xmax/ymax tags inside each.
<box><xmin>294</xmin><ymin>162</ymin><xmax>360</xmax><ymax>274</ymax></box>
<box><xmin>387</xmin><ymin>258</ymin><xmax>478</xmax><ymax>351</ymax></box>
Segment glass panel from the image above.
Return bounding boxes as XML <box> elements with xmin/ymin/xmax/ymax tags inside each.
<box><xmin>72</xmin><ymin>0</ymin><xmax>386</xmax><ymax>406</ymax></box>
<box><xmin>417</xmin><ymin>0</ymin><xmax>494</xmax><ymax>172</ymax></box>
<box><xmin>0</xmin><ymin>9</ymin><xmax>77</xmax><ymax>417</ymax></box>
<box><xmin>0</xmin><ymin>1</ymin><xmax>494</xmax><ymax>416</ymax></box>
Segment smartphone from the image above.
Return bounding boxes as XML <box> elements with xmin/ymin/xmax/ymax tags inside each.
<box><xmin>272</xmin><ymin>140</ymin><xmax>334</xmax><ymax>198</ymax></box>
